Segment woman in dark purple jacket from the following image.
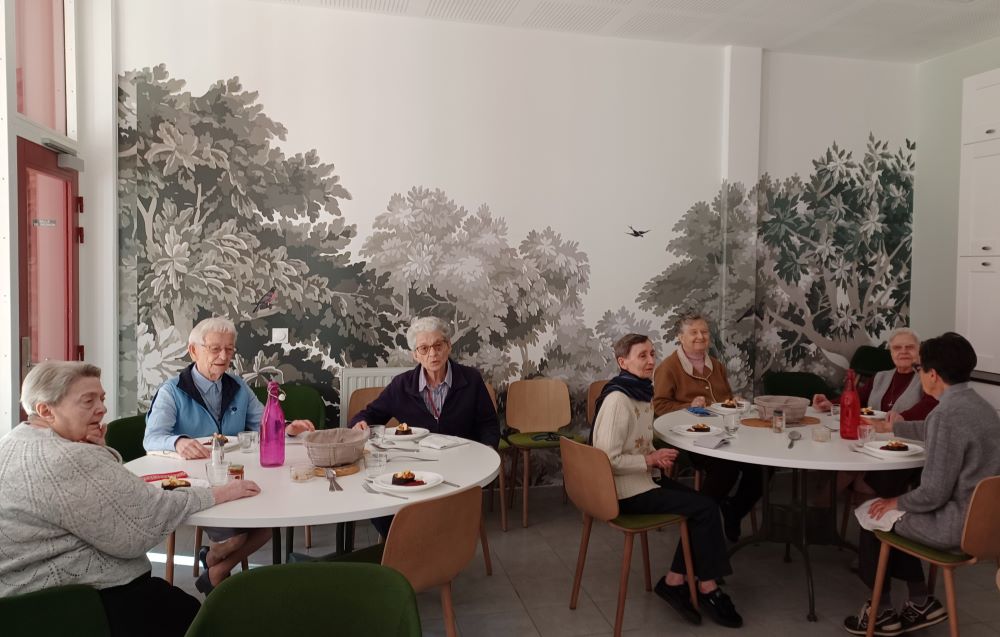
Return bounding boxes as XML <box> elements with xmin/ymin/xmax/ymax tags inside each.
<box><xmin>350</xmin><ymin>316</ymin><xmax>500</xmax><ymax>449</ymax></box>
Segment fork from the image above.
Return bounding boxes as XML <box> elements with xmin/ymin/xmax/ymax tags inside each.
<box><xmin>850</xmin><ymin>445</ymin><xmax>886</xmax><ymax>460</ymax></box>
<box><xmin>372</xmin><ymin>442</ymin><xmax>419</xmax><ymax>452</ymax></box>
<box><xmin>362</xmin><ymin>481</ymin><xmax>408</xmax><ymax>500</ymax></box>
<box><xmin>387</xmin><ymin>455</ymin><xmax>437</xmax><ymax>462</ymax></box>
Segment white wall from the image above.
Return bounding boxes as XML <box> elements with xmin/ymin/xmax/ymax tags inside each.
<box><xmin>760</xmin><ymin>51</ymin><xmax>917</xmax><ymax>182</ymax></box>
<box><xmin>912</xmin><ymin>36</ymin><xmax>1000</xmax><ymax>339</ymax></box>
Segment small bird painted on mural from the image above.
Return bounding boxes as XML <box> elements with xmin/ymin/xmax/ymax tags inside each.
<box><xmin>251</xmin><ymin>286</ymin><xmax>278</xmax><ymax>314</ymax></box>
<box><xmin>626</xmin><ymin>226</ymin><xmax>650</xmax><ymax>238</ymax></box>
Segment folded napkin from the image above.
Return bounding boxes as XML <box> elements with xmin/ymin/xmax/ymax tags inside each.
<box><xmin>420</xmin><ymin>434</ymin><xmax>469</xmax><ymax>450</ymax></box>
<box><xmin>686</xmin><ymin>407</ymin><xmax>714</xmax><ymax>416</ymax></box>
<box><xmin>141</xmin><ymin>470</ymin><xmax>188</xmax><ymax>483</ymax></box>
<box><xmin>146</xmin><ymin>450</ymin><xmax>184</xmax><ymax>459</ymax></box>
<box><xmin>855</xmin><ymin>498</ymin><xmax>906</xmax><ymax>532</ymax></box>
<box><xmin>693</xmin><ymin>434</ymin><xmax>730</xmax><ymax>449</ymax></box>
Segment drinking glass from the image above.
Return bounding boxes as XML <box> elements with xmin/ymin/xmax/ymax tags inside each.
<box><xmin>289</xmin><ymin>463</ymin><xmax>314</xmax><ymax>482</ymax></box>
<box><xmin>723</xmin><ymin>414</ymin><xmax>739</xmax><ymax>436</ymax></box>
<box><xmin>238</xmin><ymin>431</ymin><xmax>258</xmax><ymax>453</ymax></box>
<box><xmin>857</xmin><ymin>423</ymin><xmax>874</xmax><ymax>448</ymax></box>
<box><xmin>830</xmin><ymin>404</ymin><xmax>841</xmax><ymax>418</ymax></box>
<box><xmin>369</xmin><ymin>425</ymin><xmax>385</xmax><ymax>446</ymax></box>
<box><xmin>366</xmin><ymin>451</ymin><xmax>388</xmax><ymax>479</ymax></box>
<box><xmin>812</xmin><ymin>425</ymin><xmax>831</xmax><ymax>443</ymax></box>
<box><xmin>205</xmin><ymin>462</ymin><xmax>230</xmax><ymax>486</ymax></box>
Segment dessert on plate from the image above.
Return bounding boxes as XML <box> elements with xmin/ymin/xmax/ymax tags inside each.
<box><xmin>391</xmin><ymin>469</ymin><xmax>426</xmax><ymax>486</ymax></box>
<box><xmin>161</xmin><ymin>476</ymin><xmax>191</xmax><ymax>490</ymax></box>
<box><xmin>880</xmin><ymin>439</ymin><xmax>910</xmax><ymax>452</ymax></box>
<box><xmin>395</xmin><ymin>423</ymin><xmax>414</xmax><ymax>436</ymax></box>
<box><xmin>688</xmin><ymin>423</ymin><xmax>712</xmax><ymax>433</ymax></box>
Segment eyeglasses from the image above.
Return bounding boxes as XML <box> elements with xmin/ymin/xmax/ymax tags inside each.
<box><xmin>414</xmin><ymin>340</ymin><xmax>449</xmax><ymax>356</ymax></box>
<box><xmin>200</xmin><ymin>345</ymin><xmax>237</xmax><ymax>357</ymax></box>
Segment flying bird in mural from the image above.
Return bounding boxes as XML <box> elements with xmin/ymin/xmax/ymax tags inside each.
<box><xmin>251</xmin><ymin>286</ymin><xmax>278</xmax><ymax>314</ymax></box>
<box><xmin>626</xmin><ymin>226</ymin><xmax>650</xmax><ymax>238</ymax></box>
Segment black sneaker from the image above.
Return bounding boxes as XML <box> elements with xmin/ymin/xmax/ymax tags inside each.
<box><xmin>720</xmin><ymin>499</ymin><xmax>741</xmax><ymax>542</ymax></box>
<box><xmin>900</xmin><ymin>597</ymin><xmax>947</xmax><ymax>632</ymax></box>
<box><xmin>699</xmin><ymin>588</ymin><xmax>743</xmax><ymax>628</ymax></box>
<box><xmin>844</xmin><ymin>602</ymin><xmax>903</xmax><ymax>636</ymax></box>
<box><xmin>654</xmin><ymin>577</ymin><xmax>701</xmax><ymax>625</ymax></box>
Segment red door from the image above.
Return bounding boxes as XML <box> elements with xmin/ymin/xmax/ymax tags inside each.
<box><xmin>17</xmin><ymin>137</ymin><xmax>80</xmax><ymax>383</ymax></box>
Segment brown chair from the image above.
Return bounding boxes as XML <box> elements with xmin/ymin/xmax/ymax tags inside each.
<box><xmin>506</xmin><ymin>378</ymin><xmax>579</xmax><ymax>527</ymax></box>
<box><xmin>482</xmin><ymin>382</ymin><xmax>505</xmax><ymax>563</ymax></box>
<box><xmin>292</xmin><ymin>487</ymin><xmax>483</xmax><ymax>637</ymax></box>
<box><xmin>866</xmin><ymin>476</ymin><xmax>1000</xmax><ymax>637</ymax></box>
<box><xmin>347</xmin><ymin>382</ymin><xmax>494</xmax><ymax>575</ymax></box>
<box><xmin>560</xmin><ymin>437</ymin><xmax>698</xmax><ymax>636</ymax></box>
<box><xmin>586</xmin><ymin>380</ymin><xmax>608</xmax><ymax>426</ymax></box>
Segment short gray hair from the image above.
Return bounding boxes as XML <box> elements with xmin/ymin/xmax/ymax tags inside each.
<box><xmin>21</xmin><ymin>361</ymin><xmax>102</xmax><ymax>416</ymax></box>
<box><xmin>406</xmin><ymin>316</ymin><xmax>451</xmax><ymax>350</ymax></box>
<box><xmin>886</xmin><ymin>327</ymin><xmax>920</xmax><ymax>346</ymax></box>
<box><xmin>189</xmin><ymin>317</ymin><xmax>237</xmax><ymax>346</ymax></box>
<box><xmin>675</xmin><ymin>312</ymin><xmax>709</xmax><ymax>335</ymax></box>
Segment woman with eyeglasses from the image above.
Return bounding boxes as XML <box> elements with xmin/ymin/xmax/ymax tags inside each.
<box><xmin>143</xmin><ymin>317</ymin><xmax>315</xmax><ymax>594</ymax></box>
<box><xmin>350</xmin><ymin>316</ymin><xmax>499</xmax><ymax>449</ymax></box>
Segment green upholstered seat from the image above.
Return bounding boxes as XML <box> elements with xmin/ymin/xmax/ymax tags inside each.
<box><xmin>611</xmin><ymin>513</ymin><xmax>685</xmax><ymax>531</ymax></box>
<box><xmin>184</xmin><ymin>562</ymin><xmax>420</xmax><ymax>637</ymax></box>
<box><xmin>507</xmin><ymin>430</ymin><xmax>585</xmax><ymax>449</ymax></box>
<box><xmin>874</xmin><ymin>531</ymin><xmax>973</xmax><ymax>565</ymax></box>
<box><xmin>105</xmin><ymin>414</ymin><xmax>147</xmax><ymax>462</ymax></box>
<box><xmin>0</xmin><ymin>584</ymin><xmax>110</xmax><ymax>637</ymax></box>
<box><xmin>251</xmin><ymin>383</ymin><xmax>327</xmax><ymax>429</ymax></box>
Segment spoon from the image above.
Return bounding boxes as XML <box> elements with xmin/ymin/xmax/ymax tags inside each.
<box><xmin>787</xmin><ymin>430</ymin><xmax>802</xmax><ymax>448</ymax></box>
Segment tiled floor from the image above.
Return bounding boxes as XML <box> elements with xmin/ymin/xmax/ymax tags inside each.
<box><xmin>155</xmin><ymin>486</ymin><xmax>1000</xmax><ymax>637</ymax></box>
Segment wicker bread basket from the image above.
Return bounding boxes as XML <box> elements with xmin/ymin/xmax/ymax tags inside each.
<box><xmin>753</xmin><ymin>395</ymin><xmax>810</xmax><ymax>423</ymax></box>
<box><xmin>303</xmin><ymin>429</ymin><xmax>367</xmax><ymax>467</ymax></box>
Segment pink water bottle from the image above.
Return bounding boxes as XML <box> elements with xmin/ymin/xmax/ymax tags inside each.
<box><xmin>259</xmin><ymin>380</ymin><xmax>286</xmax><ymax>467</ymax></box>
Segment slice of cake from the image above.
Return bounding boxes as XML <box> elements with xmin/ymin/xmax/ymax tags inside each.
<box><xmin>688</xmin><ymin>423</ymin><xmax>712</xmax><ymax>433</ymax></box>
<box><xmin>395</xmin><ymin>423</ymin><xmax>414</xmax><ymax>436</ymax></box>
<box><xmin>879</xmin><ymin>439</ymin><xmax>909</xmax><ymax>452</ymax></box>
<box><xmin>390</xmin><ymin>470</ymin><xmax>426</xmax><ymax>486</ymax></box>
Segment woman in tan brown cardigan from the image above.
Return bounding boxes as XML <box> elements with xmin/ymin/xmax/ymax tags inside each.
<box><xmin>653</xmin><ymin>313</ymin><xmax>762</xmax><ymax>542</ymax></box>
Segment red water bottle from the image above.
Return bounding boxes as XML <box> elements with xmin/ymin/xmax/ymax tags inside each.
<box><xmin>259</xmin><ymin>380</ymin><xmax>286</xmax><ymax>467</ymax></box>
<box><xmin>839</xmin><ymin>369</ymin><xmax>860</xmax><ymax>440</ymax></box>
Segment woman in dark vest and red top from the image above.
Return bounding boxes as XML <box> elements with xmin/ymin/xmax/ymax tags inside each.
<box><xmin>351</xmin><ymin>316</ymin><xmax>500</xmax><ymax>535</ymax></box>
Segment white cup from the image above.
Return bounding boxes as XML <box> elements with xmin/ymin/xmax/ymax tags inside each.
<box><xmin>238</xmin><ymin>431</ymin><xmax>258</xmax><ymax>453</ymax></box>
<box><xmin>205</xmin><ymin>462</ymin><xmax>230</xmax><ymax>486</ymax></box>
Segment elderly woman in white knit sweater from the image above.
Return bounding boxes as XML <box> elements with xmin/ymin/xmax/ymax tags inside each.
<box><xmin>591</xmin><ymin>334</ymin><xmax>742</xmax><ymax>629</ymax></box>
<box><xmin>0</xmin><ymin>362</ymin><xmax>261</xmax><ymax>637</ymax></box>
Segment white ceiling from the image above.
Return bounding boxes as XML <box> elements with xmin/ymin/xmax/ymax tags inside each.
<box><xmin>251</xmin><ymin>0</ymin><xmax>1000</xmax><ymax>63</ymax></box>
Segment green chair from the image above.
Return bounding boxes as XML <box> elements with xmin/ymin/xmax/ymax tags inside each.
<box><xmin>251</xmin><ymin>383</ymin><xmax>327</xmax><ymax>429</ymax></box>
<box><xmin>762</xmin><ymin>371</ymin><xmax>832</xmax><ymax>400</ymax></box>
<box><xmin>0</xmin><ymin>584</ymin><xmax>111</xmax><ymax>636</ymax></box>
<box><xmin>560</xmin><ymin>437</ymin><xmax>697</xmax><ymax>637</ymax></box>
<box><xmin>105</xmin><ymin>414</ymin><xmax>147</xmax><ymax>463</ymax></box>
<box><xmin>184</xmin><ymin>562</ymin><xmax>421</xmax><ymax>637</ymax></box>
<box><xmin>866</xmin><ymin>476</ymin><xmax>1000</xmax><ymax>637</ymax></box>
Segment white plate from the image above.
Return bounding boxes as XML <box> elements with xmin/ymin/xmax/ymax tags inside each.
<box><xmin>372</xmin><ymin>470</ymin><xmax>444</xmax><ymax>493</ymax></box>
<box><xmin>672</xmin><ymin>424</ymin><xmax>722</xmax><ymax>437</ymax></box>
<box><xmin>386</xmin><ymin>425</ymin><xmax>430</xmax><ymax>441</ymax></box>
<box><xmin>709</xmin><ymin>402</ymin><xmax>748</xmax><ymax>415</ymax></box>
<box><xmin>863</xmin><ymin>440</ymin><xmax>924</xmax><ymax>457</ymax></box>
<box><xmin>860</xmin><ymin>409</ymin><xmax>888</xmax><ymax>420</ymax></box>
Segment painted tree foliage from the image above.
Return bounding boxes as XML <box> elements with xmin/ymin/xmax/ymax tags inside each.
<box><xmin>118</xmin><ymin>65</ymin><xmax>390</xmax><ymax>414</ymax></box>
<box><xmin>754</xmin><ymin>136</ymin><xmax>914</xmax><ymax>383</ymax></box>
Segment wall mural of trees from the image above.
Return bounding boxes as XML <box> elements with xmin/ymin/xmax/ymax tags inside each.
<box><xmin>118</xmin><ymin>66</ymin><xmax>913</xmax><ymax>485</ymax></box>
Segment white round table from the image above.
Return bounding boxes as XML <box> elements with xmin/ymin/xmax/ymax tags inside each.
<box><xmin>126</xmin><ymin>439</ymin><xmax>500</xmax><ymax>561</ymax></box>
<box><xmin>653</xmin><ymin>406</ymin><xmax>925</xmax><ymax>622</ymax></box>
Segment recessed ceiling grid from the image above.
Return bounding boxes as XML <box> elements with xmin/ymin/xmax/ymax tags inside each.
<box><xmin>425</xmin><ymin>0</ymin><xmax>520</xmax><ymax>23</ymax></box>
<box><xmin>522</xmin><ymin>1</ymin><xmax>620</xmax><ymax>32</ymax></box>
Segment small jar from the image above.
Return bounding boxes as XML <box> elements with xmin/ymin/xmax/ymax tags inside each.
<box><xmin>772</xmin><ymin>409</ymin><xmax>785</xmax><ymax>433</ymax></box>
<box><xmin>227</xmin><ymin>463</ymin><xmax>245</xmax><ymax>480</ymax></box>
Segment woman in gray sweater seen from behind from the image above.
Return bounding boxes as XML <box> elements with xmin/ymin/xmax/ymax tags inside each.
<box><xmin>844</xmin><ymin>333</ymin><xmax>1000</xmax><ymax>637</ymax></box>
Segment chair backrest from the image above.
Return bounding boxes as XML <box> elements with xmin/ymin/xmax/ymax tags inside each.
<box><xmin>960</xmin><ymin>475</ymin><xmax>1000</xmax><ymax>558</ymax></box>
<box><xmin>382</xmin><ymin>486</ymin><xmax>482</xmax><ymax>592</ymax></box>
<box><xmin>850</xmin><ymin>345</ymin><xmax>895</xmax><ymax>378</ymax></box>
<box><xmin>345</xmin><ymin>386</ymin><xmax>399</xmax><ymax>428</ymax></box>
<box><xmin>761</xmin><ymin>371</ymin><xmax>832</xmax><ymax>400</ymax></box>
<box><xmin>506</xmin><ymin>378</ymin><xmax>571</xmax><ymax>433</ymax></box>
<box><xmin>184</xmin><ymin>562</ymin><xmax>421</xmax><ymax>637</ymax></box>
<box><xmin>0</xmin><ymin>584</ymin><xmax>110</xmax><ymax>636</ymax></box>
<box><xmin>252</xmin><ymin>383</ymin><xmax>327</xmax><ymax>429</ymax></box>
<box><xmin>484</xmin><ymin>381</ymin><xmax>498</xmax><ymax>410</ymax></box>
<box><xmin>586</xmin><ymin>380</ymin><xmax>609</xmax><ymax>424</ymax></box>
<box><xmin>105</xmin><ymin>414</ymin><xmax>147</xmax><ymax>463</ymax></box>
<box><xmin>560</xmin><ymin>437</ymin><xmax>621</xmax><ymax>522</ymax></box>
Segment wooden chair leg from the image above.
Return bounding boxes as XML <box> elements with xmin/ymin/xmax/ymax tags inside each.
<box><xmin>480</xmin><ymin>518</ymin><xmax>493</xmax><ymax>576</ymax></box>
<box><xmin>570</xmin><ymin>515</ymin><xmax>593</xmax><ymax>609</ymax></box>
<box><xmin>441</xmin><ymin>581</ymin><xmax>458</xmax><ymax>637</ymax></box>
<box><xmin>942</xmin><ymin>567</ymin><xmax>959</xmax><ymax>637</ymax></box>
<box><xmin>165</xmin><ymin>531</ymin><xmax>176</xmax><ymax>585</ymax></box>
<box><xmin>305</xmin><ymin>525</ymin><xmax>312</xmax><ymax>549</ymax></box>
<box><xmin>615</xmin><ymin>532</ymin><xmax>635</xmax><ymax>637</ymax></box>
<box><xmin>499</xmin><ymin>452</ymin><xmax>509</xmax><ymax>532</ymax></box>
<box><xmin>640</xmin><ymin>531</ymin><xmax>652</xmax><ymax>591</ymax></box>
<box><xmin>678</xmin><ymin>521</ymin><xmax>698</xmax><ymax>609</ymax></box>
<box><xmin>841</xmin><ymin>495</ymin><xmax>852</xmax><ymax>538</ymax></box>
<box><xmin>866</xmin><ymin>542</ymin><xmax>892</xmax><ymax>637</ymax></box>
<box><xmin>694</xmin><ymin>470</ymin><xmax>702</xmax><ymax>491</ymax></box>
<box><xmin>507</xmin><ymin>448</ymin><xmax>519</xmax><ymax>509</ymax></box>
<box><xmin>193</xmin><ymin>526</ymin><xmax>204</xmax><ymax>576</ymax></box>
<box><xmin>521</xmin><ymin>449</ymin><xmax>531</xmax><ymax>528</ymax></box>
<box><xmin>927</xmin><ymin>564</ymin><xmax>938</xmax><ymax>596</ymax></box>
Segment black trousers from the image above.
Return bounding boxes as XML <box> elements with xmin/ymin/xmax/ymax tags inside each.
<box><xmin>857</xmin><ymin>468</ymin><xmax>925</xmax><ymax>594</ymax></box>
<box><xmin>98</xmin><ymin>572</ymin><xmax>200</xmax><ymax>637</ymax></box>
<box><xmin>619</xmin><ymin>477</ymin><xmax>733</xmax><ymax>582</ymax></box>
<box><xmin>690</xmin><ymin>455</ymin><xmax>763</xmax><ymax>519</ymax></box>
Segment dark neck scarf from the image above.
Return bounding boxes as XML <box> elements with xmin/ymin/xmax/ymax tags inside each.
<box><xmin>589</xmin><ymin>371</ymin><xmax>654</xmax><ymax>443</ymax></box>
